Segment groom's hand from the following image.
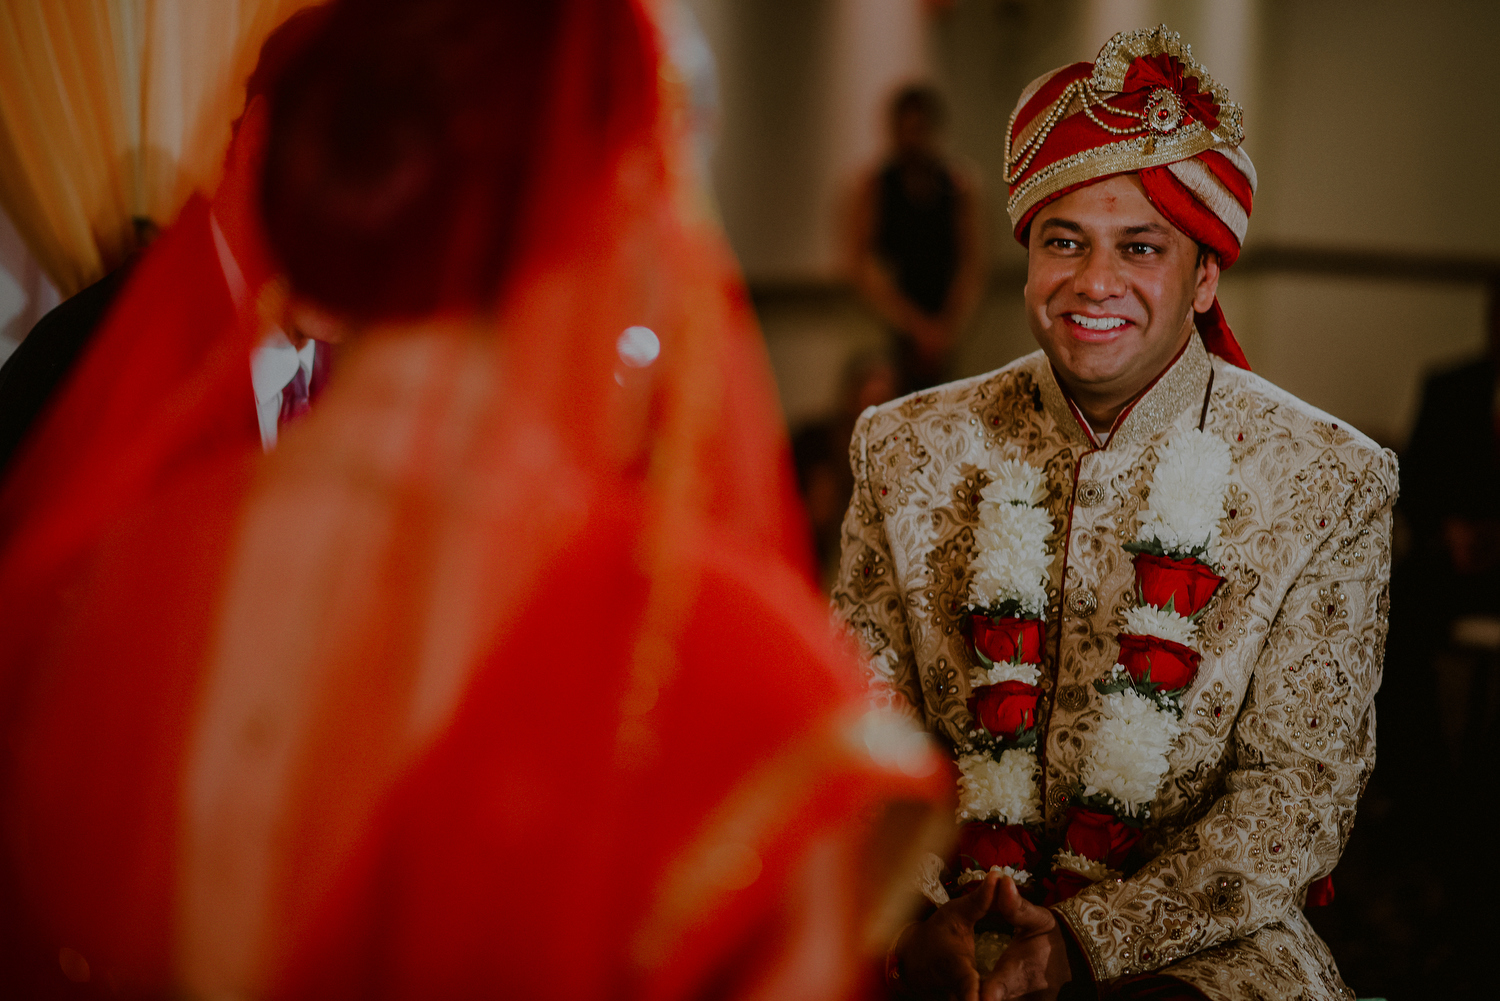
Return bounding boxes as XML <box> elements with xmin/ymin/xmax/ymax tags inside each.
<box><xmin>893</xmin><ymin>871</ymin><xmax>1002</xmax><ymax>1001</ymax></box>
<box><xmin>980</xmin><ymin>876</ymin><xmax>1073</xmax><ymax>1000</ymax></box>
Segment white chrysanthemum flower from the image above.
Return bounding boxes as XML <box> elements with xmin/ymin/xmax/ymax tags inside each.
<box><xmin>970</xmin><ymin>569</ymin><xmax>1046</xmax><ymax>618</ymax></box>
<box><xmin>956</xmin><ymin>865</ymin><xmax>1030</xmax><ymax>886</ymax></box>
<box><xmin>976</xmin><ymin>497</ymin><xmax>1055</xmax><ymax>547</ymax></box>
<box><xmin>969</xmin><ymin>503</ymin><xmax>1054</xmax><ymax>613</ymax></box>
<box><xmin>982</xmin><ymin>459</ymin><xmax>1048</xmax><ymax>507</ymax></box>
<box><xmin>956</xmin><ymin>749</ymin><xmax>1042</xmax><ymax>825</ymax></box>
<box><xmin>1052</xmin><ymin>849</ymin><xmax>1120</xmax><ymax>882</ymax></box>
<box><xmin>1080</xmin><ymin>688</ymin><xmax>1183</xmax><ymax>815</ymax></box>
<box><xmin>1137</xmin><ymin>428</ymin><xmax>1232</xmax><ymax>562</ymax></box>
<box><xmin>1121</xmin><ymin>604</ymin><xmax>1197</xmax><ymax>646</ymax></box>
<box><xmin>971</xmin><ymin>661</ymin><xmax>1042</xmax><ymax>688</ymax></box>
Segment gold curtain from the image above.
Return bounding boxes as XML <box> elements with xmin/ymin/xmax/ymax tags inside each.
<box><xmin>0</xmin><ymin>0</ymin><xmax>316</xmax><ymax>298</ymax></box>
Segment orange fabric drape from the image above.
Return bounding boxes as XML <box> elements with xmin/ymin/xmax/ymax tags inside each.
<box><xmin>0</xmin><ymin>0</ymin><xmax>315</xmax><ymax>297</ymax></box>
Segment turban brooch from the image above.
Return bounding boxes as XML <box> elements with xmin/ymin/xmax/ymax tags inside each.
<box><xmin>1006</xmin><ymin>26</ymin><xmax>1257</xmax><ymax>367</ymax></box>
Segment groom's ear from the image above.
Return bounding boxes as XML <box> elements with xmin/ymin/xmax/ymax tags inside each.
<box><xmin>1193</xmin><ymin>248</ymin><xmax>1221</xmax><ymax>314</ymax></box>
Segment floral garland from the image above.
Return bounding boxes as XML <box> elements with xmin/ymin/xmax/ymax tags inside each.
<box><xmin>952</xmin><ymin>459</ymin><xmax>1057</xmax><ymax>892</ymax></box>
<box><xmin>1046</xmin><ymin>428</ymin><xmax>1232</xmax><ymax>902</ymax></box>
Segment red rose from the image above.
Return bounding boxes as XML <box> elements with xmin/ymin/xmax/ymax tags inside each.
<box><xmin>968</xmin><ymin>680</ymin><xmax>1039</xmax><ymax>740</ymax></box>
<box><xmin>1133</xmin><ymin>552</ymin><xmax>1223</xmax><ymax>617</ymax></box>
<box><xmin>1064</xmin><ymin>807</ymin><xmax>1141</xmax><ymax>869</ymax></box>
<box><xmin>1117</xmin><ymin>633</ymin><xmax>1201</xmax><ymax>692</ymax></box>
<box><xmin>971</xmin><ymin>615</ymin><xmax>1045</xmax><ymax>665</ymax></box>
<box><xmin>1041</xmin><ymin>869</ymin><xmax>1095</xmax><ymax>906</ymax></box>
<box><xmin>955</xmin><ymin>822</ymin><xmax>1042</xmax><ymax>874</ymax></box>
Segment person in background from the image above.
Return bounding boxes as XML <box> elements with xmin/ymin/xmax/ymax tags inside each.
<box><xmin>847</xmin><ymin>84</ymin><xmax>984</xmax><ymax>395</ymax></box>
<box><xmin>0</xmin><ymin>2</ymin><xmax>946</xmax><ymax>999</ymax></box>
<box><xmin>1393</xmin><ymin>283</ymin><xmax>1500</xmax><ymax>668</ymax></box>
<box><xmin>793</xmin><ymin>350</ymin><xmax>900</xmax><ymax>586</ymax></box>
<box><xmin>1382</xmin><ymin>278</ymin><xmax>1500</xmax><ymax>860</ymax></box>
<box><xmin>0</xmin><ymin>261</ymin><xmax>135</xmax><ymax>477</ymax></box>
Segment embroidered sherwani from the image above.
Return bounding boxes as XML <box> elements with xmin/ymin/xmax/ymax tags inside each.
<box><xmin>833</xmin><ymin>334</ymin><xmax>1396</xmax><ymax>1001</ymax></box>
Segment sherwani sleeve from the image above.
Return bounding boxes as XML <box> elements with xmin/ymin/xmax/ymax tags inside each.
<box><xmin>830</xmin><ymin>409</ymin><xmax>923</xmax><ymax>717</ymax></box>
<box><xmin>1054</xmin><ymin>448</ymin><xmax>1398</xmax><ymax>981</ymax></box>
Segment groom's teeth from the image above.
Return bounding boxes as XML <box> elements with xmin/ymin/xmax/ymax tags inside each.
<box><xmin>1069</xmin><ymin>314</ymin><xmax>1126</xmax><ymax>330</ymax></box>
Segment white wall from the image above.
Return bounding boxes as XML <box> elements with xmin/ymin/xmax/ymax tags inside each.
<box><xmin>1255</xmin><ymin>0</ymin><xmax>1500</xmax><ymax>257</ymax></box>
<box><xmin>691</xmin><ymin>0</ymin><xmax>930</xmax><ymax>281</ymax></box>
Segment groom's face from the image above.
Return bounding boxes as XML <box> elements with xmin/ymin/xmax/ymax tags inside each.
<box><xmin>1024</xmin><ymin>174</ymin><xmax>1219</xmax><ymax>403</ymax></box>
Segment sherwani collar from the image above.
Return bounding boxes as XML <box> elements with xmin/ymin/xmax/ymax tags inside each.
<box><xmin>1037</xmin><ymin>332</ymin><xmax>1213</xmax><ymax>451</ymax></box>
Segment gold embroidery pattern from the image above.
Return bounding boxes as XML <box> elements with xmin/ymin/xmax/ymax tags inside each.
<box><xmin>1111</xmin><ymin>338</ymin><xmax>1211</xmax><ymax>448</ymax></box>
<box><xmin>868</xmin><ymin>422</ymin><xmax>930</xmax><ymax>514</ymax></box>
<box><xmin>1221</xmin><ymin>392</ymin><xmax>1278</xmax><ymax>463</ymax></box>
<box><xmin>1193</xmin><ymin>680</ymin><xmax>1238</xmax><ymax>737</ymax></box>
<box><xmin>1197</xmin><ymin>565</ymin><xmax>1260</xmax><ymax>657</ymax></box>
<box><xmin>1056</xmin><ymin>684</ymin><xmax>1089</xmax><ymax>713</ymax></box>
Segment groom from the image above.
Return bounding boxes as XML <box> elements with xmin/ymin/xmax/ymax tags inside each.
<box><xmin>834</xmin><ymin>26</ymin><xmax>1396</xmax><ymax>1001</ymax></box>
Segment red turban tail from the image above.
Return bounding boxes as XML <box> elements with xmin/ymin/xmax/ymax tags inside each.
<box><xmin>1138</xmin><ymin>164</ymin><xmax>1250</xmax><ymax>370</ymax></box>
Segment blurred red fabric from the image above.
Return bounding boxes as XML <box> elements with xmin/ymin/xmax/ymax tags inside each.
<box><xmin>0</xmin><ymin>1</ymin><xmax>943</xmax><ymax>998</ymax></box>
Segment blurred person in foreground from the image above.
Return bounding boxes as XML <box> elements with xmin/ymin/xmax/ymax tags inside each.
<box><xmin>834</xmin><ymin>27</ymin><xmax>1397</xmax><ymax>1001</ymax></box>
<box><xmin>847</xmin><ymin>85</ymin><xmax>985</xmax><ymax>395</ymax></box>
<box><xmin>0</xmin><ymin>1</ymin><xmax>949</xmax><ymax>998</ymax></box>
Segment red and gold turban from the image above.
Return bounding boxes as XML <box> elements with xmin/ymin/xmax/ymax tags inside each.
<box><xmin>1006</xmin><ymin>26</ymin><xmax>1256</xmax><ymax>368</ymax></box>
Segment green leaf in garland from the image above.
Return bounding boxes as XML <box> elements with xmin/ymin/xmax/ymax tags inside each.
<box><xmin>986</xmin><ymin>726</ymin><xmax>1039</xmax><ymax>758</ymax></box>
<box><xmin>1151</xmin><ymin>686</ymin><xmax>1188</xmax><ymax>717</ymax></box>
<box><xmin>1093</xmin><ymin>674</ymin><xmax>1134</xmax><ymax>697</ymax></box>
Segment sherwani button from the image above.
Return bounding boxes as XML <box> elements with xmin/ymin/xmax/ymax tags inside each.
<box><xmin>1077</xmin><ymin>479</ymin><xmax>1106</xmax><ymax>507</ymax></box>
<box><xmin>1066</xmin><ymin>588</ymin><xmax>1098</xmax><ymax>617</ymax></box>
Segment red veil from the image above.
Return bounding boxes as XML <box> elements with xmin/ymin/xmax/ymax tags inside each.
<box><xmin>0</xmin><ymin>1</ymin><xmax>945</xmax><ymax>998</ymax></box>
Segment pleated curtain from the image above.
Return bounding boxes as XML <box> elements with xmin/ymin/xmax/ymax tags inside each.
<box><xmin>0</xmin><ymin>0</ymin><xmax>316</xmax><ymax>298</ymax></box>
